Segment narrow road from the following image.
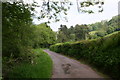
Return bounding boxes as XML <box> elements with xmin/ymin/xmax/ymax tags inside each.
<box><xmin>44</xmin><ymin>49</ymin><xmax>103</xmax><ymax>78</ymax></box>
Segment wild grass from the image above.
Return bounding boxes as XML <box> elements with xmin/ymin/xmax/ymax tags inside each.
<box><xmin>7</xmin><ymin>49</ymin><xmax>53</xmax><ymax>78</ymax></box>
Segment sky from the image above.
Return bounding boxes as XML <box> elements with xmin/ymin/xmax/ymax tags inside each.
<box><xmin>33</xmin><ymin>0</ymin><xmax>120</xmax><ymax>31</ymax></box>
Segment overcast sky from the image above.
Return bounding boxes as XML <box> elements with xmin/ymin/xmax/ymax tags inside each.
<box><xmin>33</xmin><ymin>0</ymin><xmax>120</xmax><ymax>31</ymax></box>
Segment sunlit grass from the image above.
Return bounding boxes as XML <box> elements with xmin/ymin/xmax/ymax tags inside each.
<box><xmin>89</xmin><ymin>31</ymin><xmax>98</xmax><ymax>35</ymax></box>
<box><xmin>104</xmin><ymin>31</ymin><xmax>120</xmax><ymax>38</ymax></box>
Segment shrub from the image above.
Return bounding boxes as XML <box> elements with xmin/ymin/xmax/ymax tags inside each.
<box><xmin>50</xmin><ymin>32</ymin><xmax>120</xmax><ymax>78</ymax></box>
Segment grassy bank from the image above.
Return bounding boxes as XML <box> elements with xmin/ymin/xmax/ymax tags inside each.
<box><xmin>5</xmin><ymin>49</ymin><xmax>53</xmax><ymax>78</ymax></box>
<box><xmin>50</xmin><ymin>31</ymin><xmax>120</xmax><ymax>79</ymax></box>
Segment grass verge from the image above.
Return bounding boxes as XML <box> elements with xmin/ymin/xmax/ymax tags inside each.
<box><xmin>7</xmin><ymin>49</ymin><xmax>53</xmax><ymax>78</ymax></box>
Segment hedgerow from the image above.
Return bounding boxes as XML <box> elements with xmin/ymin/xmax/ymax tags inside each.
<box><xmin>50</xmin><ymin>32</ymin><xmax>120</xmax><ymax>78</ymax></box>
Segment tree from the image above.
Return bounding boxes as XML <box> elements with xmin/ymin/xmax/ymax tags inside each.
<box><xmin>69</xmin><ymin>34</ymin><xmax>75</xmax><ymax>41</ymax></box>
<box><xmin>2</xmin><ymin>0</ymin><xmax>104</xmax><ymax>23</ymax></box>
<box><xmin>33</xmin><ymin>23</ymin><xmax>56</xmax><ymax>48</ymax></box>
<box><xmin>68</xmin><ymin>26</ymin><xmax>75</xmax><ymax>34</ymax></box>
<box><xmin>37</xmin><ymin>0</ymin><xmax>104</xmax><ymax>22</ymax></box>
<box><xmin>2</xmin><ymin>2</ymin><xmax>34</xmax><ymax>57</ymax></box>
<box><xmin>57</xmin><ymin>31</ymin><xmax>68</xmax><ymax>43</ymax></box>
<box><xmin>74</xmin><ymin>24</ymin><xmax>89</xmax><ymax>40</ymax></box>
<box><xmin>2</xmin><ymin>0</ymin><xmax>105</xmax><ymax>57</ymax></box>
<box><xmin>107</xmin><ymin>26</ymin><xmax>115</xmax><ymax>34</ymax></box>
<box><xmin>57</xmin><ymin>25</ymin><xmax>69</xmax><ymax>42</ymax></box>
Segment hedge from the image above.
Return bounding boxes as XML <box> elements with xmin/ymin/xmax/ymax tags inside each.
<box><xmin>50</xmin><ymin>32</ymin><xmax>120</xmax><ymax>79</ymax></box>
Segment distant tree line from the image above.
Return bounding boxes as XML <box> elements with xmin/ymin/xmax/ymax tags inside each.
<box><xmin>57</xmin><ymin>24</ymin><xmax>89</xmax><ymax>42</ymax></box>
<box><xmin>57</xmin><ymin>15</ymin><xmax>120</xmax><ymax>43</ymax></box>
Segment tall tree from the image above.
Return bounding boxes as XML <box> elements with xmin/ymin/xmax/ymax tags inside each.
<box><xmin>57</xmin><ymin>25</ymin><xmax>69</xmax><ymax>42</ymax></box>
<box><xmin>2</xmin><ymin>2</ymin><xmax>33</xmax><ymax>57</ymax></box>
<box><xmin>74</xmin><ymin>24</ymin><xmax>89</xmax><ymax>40</ymax></box>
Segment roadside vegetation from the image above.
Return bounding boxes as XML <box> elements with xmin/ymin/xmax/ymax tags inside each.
<box><xmin>50</xmin><ymin>31</ymin><xmax>120</xmax><ymax>78</ymax></box>
<box><xmin>52</xmin><ymin>15</ymin><xmax>120</xmax><ymax>79</ymax></box>
<box><xmin>3</xmin><ymin>49</ymin><xmax>53</xmax><ymax>78</ymax></box>
<box><xmin>2</xmin><ymin>2</ymin><xmax>55</xmax><ymax>78</ymax></box>
<box><xmin>2</xmin><ymin>0</ymin><xmax>120</xmax><ymax>79</ymax></box>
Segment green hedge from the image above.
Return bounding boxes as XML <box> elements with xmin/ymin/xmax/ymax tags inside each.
<box><xmin>50</xmin><ymin>32</ymin><xmax>120</xmax><ymax>78</ymax></box>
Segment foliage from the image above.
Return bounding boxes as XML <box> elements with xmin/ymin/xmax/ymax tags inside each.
<box><xmin>57</xmin><ymin>25</ymin><xmax>69</xmax><ymax>42</ymax></box>
<box><xmin>50</xmin><ymin>32</ymin><xmax>120</xmax><ymax>78</ymax></box>
<box><xmin>1</xmin><ymin>0</ymin><xmax>104</xmax><ymax>23</ymax></box>
<box><xmin>77</xmin><ymin>0</ymin><xmax>104</xmax><ymax>13</ymax></box>
<box><xmin>57</xmin><ymin>15</ymin><xmax>120</xmax><ymax>42</ymax></box>
<box><xmin>88</xmin><ymin>15</ymin><xmax>120</xmax><ymax>39</ymax></box>
<box><xmin>2</xmin><ymin>2</ymin><xmax>34</xmax><ymax>57</ymax></box>
<box><xmin>5</xmin><ymin>49</ymin><xmax>53</xmax><ymax>78</ymax></box>
<box><xmin>57</xmin><ymin>24</ymin><xmax>89</xmax><ymax>43</ymax></box>
<box><xmin>2</xmin><ymin>1</ymin><xmax>56</xmax><ymax>57</ymax></box>
<box><xmin>74</xmin><ymin>24</ymin><xmax>89</xmax><ymax>40</ymax></box>
<box><xmin>34</xmin><ymin>0</ymin><xmax>104</xmax><ymax>23</ymax></box>
<box><xmin>37</xmin><ymin>0</ymin><xmax>72</xmax><ymax>23</ymax></box>
<box><xmin>32</xmin><ymin>23</ymin><xmax>56</xmax><ymax>48</ymax></box>
<box><xmin>2</xmin><ymin>2</ymin><xmax>56</xmax><ymax>78</ymax></box>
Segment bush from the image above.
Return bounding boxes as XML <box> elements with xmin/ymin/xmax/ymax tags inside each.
<box><xmin>50</xmin><ymin>32</ymin><xmax>120</xmax><ymax>78</ymax></box>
